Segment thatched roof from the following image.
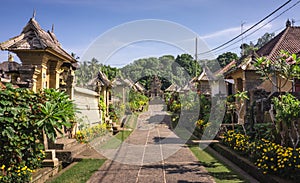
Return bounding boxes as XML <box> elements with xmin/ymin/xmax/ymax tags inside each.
<box><xmin>165</xmin><ymin>83</ymin><xmax>178</xmax><ymax>92</ymax></box>
<box><xmin>0</xmin><ymin>18</ymin><xmax>77</xmax><ymax>63</ymax></box>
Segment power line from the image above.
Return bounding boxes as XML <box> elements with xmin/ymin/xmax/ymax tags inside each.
<box><xmin>199</xmin><ymin>0</ymin><xmax>292</xmax><ymax>55</ymax></box>
<box><xmin>210</xmin><ymin>0</ymin><xmax>300</xmax><ymax>55</ymax></box>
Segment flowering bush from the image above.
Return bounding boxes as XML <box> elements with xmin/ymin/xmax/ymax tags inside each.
<box><xmin>170</xmin><ymin>100</ymin><xmax>181</xmax><ymax>113</ymax></box>
<box><xmin>222</xmin><ymin>130</ymin><xmax>300</xmax><ymax>178</ymax></box>
<box><xmin>75</xmin><ymin>123</ymin><xmax>107</xmax><ymax>143</ymax></box>
<box><xmin>253</xmin><ymin>139</ymin><xmax>300</xmax><ymax>177</ymax></box>
<box><xmin>0</xmin><ymin>163</ymin><xmax>36</xmax><ymax>183</ymax></box>
<box><xmin>222</xmin><ymin>130</ymin><xmax>250</xmax><ymax>154</ymax></box>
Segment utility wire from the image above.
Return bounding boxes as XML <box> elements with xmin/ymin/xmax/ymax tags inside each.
<box><xmin>199</xmin><ymin>0</ymin><xmax>292</xmax><ymax>55</ymax></box>
<box><xmin>211</xmin><ymin>0</ymin><xmax>300</xmax><ymax>55</ymax></box>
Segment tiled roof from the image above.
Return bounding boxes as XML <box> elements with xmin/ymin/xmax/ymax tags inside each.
<box><xmin>0</xmin><ymin>18</ymin><xmax>77</xmax><ymax>63</ymax></box>
<box><xmin>216</xmin><ymin>60</ymin><xmax>236</xmax><ymax>75</ymax></box>
<box><xmin>256</xmin><ymin>25</ymin><xmax>300</xmax><ymax>61</ymax></box>
<box><xmin>225</xmin><ymin>24</ymin><xmax>300</xmax><ymax>76</ymax></box>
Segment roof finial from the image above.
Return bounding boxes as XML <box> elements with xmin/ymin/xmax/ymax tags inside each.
<box><xmin>8</xmin><ymin>53</ymin><xmax>14</xmax><ymax>62</ymax></box>
<box><xmin>51</xmin><ymin>24</ymin><xmax>54</xmax><ymax>33</ymax></box>
<box><xmin>32</xmin><ymin>9</ymin><xmax>36</xmax><ymax>19</ymax></box>
<box><xmin>292</xmin><ymin>19</ymin><xmax>295</xmax><ymax>26</ymax></box>
<box><xmin>286</xmin><ymin>19</ymin><xmax>291</xmax><ymax>27</ymax></box>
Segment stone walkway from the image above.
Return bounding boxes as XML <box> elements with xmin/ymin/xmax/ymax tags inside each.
<box><xmin>87</xmin><ymin>98</ymin><xmax>215</xmax><ymax>183</ymax></box>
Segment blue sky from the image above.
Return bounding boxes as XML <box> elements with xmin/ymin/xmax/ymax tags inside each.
<box><xmin>0</xmin><ymin>0</ymin><xmax>300</xmax><ymax>67</ymax></box>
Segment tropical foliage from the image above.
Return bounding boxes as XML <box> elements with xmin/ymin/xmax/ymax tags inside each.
<box><xmin>272</xmin><ymin>94</ymin><xmax>300</xmax><ymax>148</ymax></box>
<box><xmin>255</xmin><ymin>50</ymin><xmax>300</xmax><ymax>92</ymax></box>
<box><xmin>255</xmin><ymin>51</ymin><xmax>300</xmax><ymax>147</ymax></box>
<box><xmin>128</xmin><ymin>90</ymin><xmax>148</xmax><ymax>112</ymax></box>
<box><xmin>0</xmin><ymin>84</ymin><xmax>76</xmax><ymax>182</ymax></box>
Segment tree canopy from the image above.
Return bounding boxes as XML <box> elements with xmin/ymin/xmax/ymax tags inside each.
<box><xmin>75</xmin><ymin>58</ymin><xmax>119</xmax><ymax>87</ymax></box>
<box><xmin>216</xmin><ymin>52</ymin><xmax>238</xmax><ymax>68</ymax></box>
<box><xmin>240</xmin><ymin>32</ymin><xmax>275</xmax><ymax>56</ymax></box>
<box><xmin>121</xmin><ymin>54</ymin><xmax>201</xmax><ymax>90</ymax></box>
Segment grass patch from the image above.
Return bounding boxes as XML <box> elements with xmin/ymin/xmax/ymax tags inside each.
<box><xmin>189</xmin><ymin>145</ymin><xmax>248</xmax><ymax>183</ymax></box>
<box><xmin>100</xmin><ymin>114</ymin><xmax>137</xmax><ymax>149</ymax></box>
<box><xmin>124</xmin><ymin>114</ymin><xmax>138</xmax><ymax>129</ymax></box>
<box><xmin>48</xmin><ymin>159</ymin><xmax>105</xmax><ymax>183</ymax></box>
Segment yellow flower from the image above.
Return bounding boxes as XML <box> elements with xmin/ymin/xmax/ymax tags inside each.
<box><xmin>1</xmin><ymin>165</ymin><xmax>5</xmax><ymax>170</ymax></box>
<box><xmin>21</xmin><ymin>166</ymin><xmax>27</xmax><ymax>171</ymax></box>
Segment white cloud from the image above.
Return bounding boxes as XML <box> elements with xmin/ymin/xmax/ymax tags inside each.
<box><xmin>200</xmin><ymin>22</ymin><xmax>273</xmax><ymax>41</ymax></box>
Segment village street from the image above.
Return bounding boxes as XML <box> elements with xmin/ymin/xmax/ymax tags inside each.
<box><xmin>87</xmin><ymin>98</ymin><xmax>215</xmax><ymax>183</ymax></box>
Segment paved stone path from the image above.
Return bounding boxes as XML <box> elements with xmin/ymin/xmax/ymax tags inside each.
<box><xmin>87</xmin><ymin>98</ymin><xmax>215</xmax><ymax>183</ymax></box>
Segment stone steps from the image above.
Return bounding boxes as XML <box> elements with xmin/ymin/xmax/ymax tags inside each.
<box><xmin>49</xmin><ymin>138</ymin><xmax>78</xmax><ymax>150</ymax></box>
<box><xmin>55</xmin><ymin>142</ymin><xmax>87</xmax><ymax>163</ymax></box>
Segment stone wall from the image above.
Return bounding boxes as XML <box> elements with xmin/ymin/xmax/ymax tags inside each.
<box><xmin>73</xmin><ymin>87</ymin><xmax>101</xmax><ymax>130</ymax></box>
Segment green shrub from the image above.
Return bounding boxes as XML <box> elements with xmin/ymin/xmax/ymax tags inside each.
<box><xmin>0</xmin><ymin>85</ymin><xmax>76</xmax><ymax>182</ymax></box>
<box><xmin>129</xmin><ymin>90</ymin><xmax>148</xmax><ymax>112</ymax></box>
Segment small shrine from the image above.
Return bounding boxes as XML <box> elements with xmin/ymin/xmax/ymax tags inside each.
<box><xmin>149</xmin><ymin>75</ymin><xmax>163</xmax><ymax>97</ymax></box>
<box><xmin>0</xmin><ymin>16</ymin><xmax>77</xmax><ymax>98</ymax></box>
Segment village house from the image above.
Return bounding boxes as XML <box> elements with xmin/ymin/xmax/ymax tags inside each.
<box><xmin>193</xmin><ymin>62</ymin><xmax>234</xmax><ymax>96</ymax></box>
<box><xmin>87</xmin><ymin>70</ymin><xmax>112</xmax><ymax>122</ymax></box>
<box><xmin>224</xmin><ymin>20</ymin><xmax>300</xmax><ymax>124</ymax></box>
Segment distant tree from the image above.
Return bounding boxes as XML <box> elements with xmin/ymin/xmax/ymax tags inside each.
<box><xmin>240</xmin><ymin>32</ymin><xmax>275</xmax><ymax>56</ymax></box>
<box><xmin>240</xmin><ymin>42</ymin><xmax>256</xmax><ymax>56</ymax></box>
<box><xmin>216</xmin><ymin>52</ymin><xmax>238</xmax><ymax>68</ymax></box>
<box><xmin>121</xmin><ymin>54</ymin><xmax>197</xmax><ymax>89</ymax></box>
<box><xmin>255</xmin><ymin>32</ymin><xmax>275</xmax><ymax>49</ymax></box>
<box><xmin>100</xmin><ymin>65</ymin><xmax>119</xmax><ymax>80</ymax></box>
<box><xmin>75</xmin><ymin>58</ymin><xmax>119</xmax><ymax>87</ymax></box>
<box><xmin>174</xmin><ymin>53</ymin><xmax>202</xmax><ymax>77</ymax></box>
